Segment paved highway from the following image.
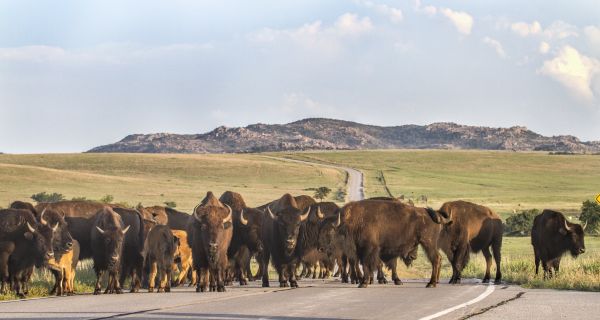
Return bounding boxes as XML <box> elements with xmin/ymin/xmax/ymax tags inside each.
<box><xmin>1</xmin><ymin>157</ymin><xmax>597</xmax><ymax>319</ymax></box>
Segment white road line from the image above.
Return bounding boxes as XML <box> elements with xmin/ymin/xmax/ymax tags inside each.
<box><xmin>418</xmin><ymin>285</ymin><xmax>496</xmax><ymax>320</ymax></box>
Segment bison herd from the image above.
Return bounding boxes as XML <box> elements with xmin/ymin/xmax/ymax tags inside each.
<box><xmin>0</xmin><ymin>192</ymin><xmax>587</xmax><ymax>298</ymax></box>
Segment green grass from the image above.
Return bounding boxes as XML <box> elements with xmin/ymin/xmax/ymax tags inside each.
<box><xmin>278</xmin><ymin>150</ymin><xmax>600</xmax><ymax>215</ymax></box>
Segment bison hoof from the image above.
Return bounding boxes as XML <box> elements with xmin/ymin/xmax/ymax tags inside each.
<box><xmin>426</xmin><ymin>282</ymin><xmax>436</xmax><ymax>288</ymax></box>
<box><xmin>378</xmin><ymin>278</ymin><xmax>387</xmax><ymax>284</ymax></box>
<box><xmin>494</xmin><ymin>279</ymin><xmax>502</xmax><ymax>285</ymax></box>
<box><xmin>290</xmin><ymin>281</ymin><xmax>298</xmax><ymax>288</ymax></box>
<box><xmin>262</xmin><ymin>282</ymin><xmax>270</xmax><ymax>288</ymax></box>
<box><xmin>115</xmin><ymin>288</ymin><xmax>123</xmax><ymax>294</ymax></box>
<box><xmin>358</xmin><ymin>283</ymin><xmax>368</xmax><ymax>288</ymax></box>
<box><xmin>93</xmin><ymin>289</ymin><xmax>101</xmax><ymax>295</ymax></box>
<box><xmin>482</xmin><ymin>278</ymin><xmax>490</xmax><ymax>284</ymax></box>
<box><xmin>148</xmin><ymin>288</ymin><xmax>154</xmax><ymax>293</ymax></box>
<box><xmin>217</xmin><ymin>286</ymin><xmax>225</xmax><ymax>292</ymax></box>
<box><xmin>394</xmin><ymin>279</ymin><xmax>403</xmax><ymax>285</ymax></box>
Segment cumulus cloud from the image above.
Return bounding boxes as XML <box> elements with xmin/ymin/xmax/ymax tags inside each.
<box><xmin>483</xmin><ymin>37</ymin><xmax>506</xmax><ymax>58</ymax></box>
<box><xmin>584</xmin><ymin>25</ymin><xmax>600</xmax><ymax>51</ymax></box>
<box><xmin>539</xmin><ymin>41</ymin><xmax>551</xmax><ymax>54</ymax></box>
<box><xmin>440</xmin><ymin>8</ymin><xmax>474</xmax><ymax>35</ymax></box>
<box><xmin>334</xmin><ymin>13</ymin><xmax>374</xmax><ymax>35</ymax></box>
<box><xmin>543</xmin><ymin>20</ymin><xmax>579</xmax><ymax>40</ymax></box>
<box><xmin>510</xmin><ymin>21</ymin><xmax>542</xmax><ymax>37</ymax></box>
<box><xmin>413</xmin><ymin>0</ymin><xmax>437</xmax><ymax>16</ymax></box>
<box><xmin>356</xmin><ymin>0</ymin><xmax>402</xmax><ymax>23</ymax></box>
<box><xmin>539</xmin><ymin>46</ymin><xmax>600</xmax><ymax>102</ymax></box>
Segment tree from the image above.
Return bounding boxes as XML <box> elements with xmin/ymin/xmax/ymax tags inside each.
<box><xmin>164</xmin><ymin>201</ymin><xmax>177</xmax><ymax>208</ymax></box>
<box><xmin>313</xmin><ymin>187</ymin><xmax>332</xmax><ymax>202</ymax></box>
<box><xmin>580</xmin><ymin>200</ymin><xmax>600</xmax><ymax>235</ymax></box>
<box><xmin>99</xmin><ymin>194</ymin><xmax>114</xmax><ymax>204</ymax></box>
<box><xmin>31</xmin><ymin>192</ymin><xmax>65</xmax><ymax>203</ymax></box>
<box><xmin>504</xmin><ymin>209</ymin><xmax>539</xmax><ymax>236</ymax></box>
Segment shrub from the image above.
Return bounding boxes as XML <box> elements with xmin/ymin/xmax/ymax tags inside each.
<box><xmin>580</xmin><ymin>200</ymin><xmax>600</xmax><ymax>235</ymax></box>
<box><xmin>164</xmin><ymin>201</ymin><xmax>177</xmax><ymax>208</ymax></box>
<box><xmin>99</xmin><ymin>195</ymin><xmax>114</xmax><ymax>204</ymax></box>
<box><xmin>313</xmin><ymin>187</ymin><xmax>332</xmax><ymax>201</ymax></box>
<box><xmin>31</xmin><ymin>192</ymin><xmax>65</xmax><ymax>203</ymax></box>
<box><xmin>71</xmin><ymin>196</ymin><xmax>87</xmax><ymax>201</ymax></box>
<box><xmin>505</xmin><ymin>209</ymin><xmax>540</xmax><ymax>236</ymax></box>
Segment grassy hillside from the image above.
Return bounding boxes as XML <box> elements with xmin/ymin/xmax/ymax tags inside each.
<box><xmin>0</xmin><ymin>153</ymin><xmax>345</xmax><ymax>211</ymax></box>
<box><xmin>279</xmin><ymin>150</ymin><xmax>600</xmax><ymax>215</ymax></box>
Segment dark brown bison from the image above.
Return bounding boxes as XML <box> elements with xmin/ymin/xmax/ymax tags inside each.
<box><xmin>144</xmin><ymin>225</ymin><xmax>180</xmax><ymax>293</ymax></box>
<box><xmin>342</xmin><ymin>200</ymin><xmax>450</xmax><ymax>288</ymax></box>
<box><xmin>437</xmin><ymin>200</ymin><xmax>503</xmax><ymax>284</ymax></box>
<box><xmin>112</xmin><ymin>207</ymin><xmax>146</xmax><ymax>293</ymax></box>
<box><xmin>219</xmin><ymin>191</ymin><xmax>264</xmax><ymax>285</ymax></box>
<box><xmin>531</xmin><ymin>209</ymin><xmax>586</xmax><ymax>279</ymax></box>
<box><xmin>91</xmin><ymin>207</ymin><xmax>130</xmax><ymax>294</ymax></box>
<box><xmin>0</xmin><ymin>209</ymin><xmax>57</xmax><ymax>297</ymax></box>
<box><xmin>187</xmin><ymin>192</ymin><xmax>233</xmax><ymax>292</ymax></box>
<box><xmin>260</xmin><ymin>194</ymin><xmax>310</xmax><ymax>288</ymax></box>
<box><xmin>297</xmin><ymin>202</ymin><xmax>338</xmax><ymax>279</ymax></box>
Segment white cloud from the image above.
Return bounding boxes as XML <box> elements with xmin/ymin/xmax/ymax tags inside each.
<box><xmin>510</xmin><ymin>21</ymin><xmax>542</xmax><ymax>37</ymax></box>
<box><xmin>539</xmin><ymin>41</ymin><xmax>551</xmax><ymax>54</ymax></box>
<box><xmin>334</xmin><ymin>13</ymin><xmax>374</xmax><ymax>35</ymax></box>
<box><xmin>543</xmin><ymin>20</ymin><xmax>579</xmax><ymax>40</ymax></box>
<box><xmin>483</xmin><ymin>37</ymin><xmax>506</xmax><ymax>58</ymax></box>
<box><xmin>440</xmin><ymin>8</ymin><xmax>474</xmax><ymax>35</ymax></box>
<box><xmin>414</xmin><ymin>0</ymin><xmax>437</xmax><ymax>16</ymax></box>
<box><xmin>357</xmin><ymin>1</ymin><xmax>403</xmax><ymax>23</ymax></box>
<box><xmin>584</xmin><ymin>25</ymin><xmax>600</xmax><ymax>50</ymax></box>
<box><xmin>539</xmin><ymin>46</ymin><xmax>600</xmax><ymax>102</ymax></box>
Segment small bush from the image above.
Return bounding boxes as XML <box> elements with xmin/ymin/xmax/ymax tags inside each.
<box><xmin>99</xmin><ymin>195</ymin><xmax>114</xmax><ymax>204</ymax></box>
<box><xmin>164</xmin><ymin>201</ymin><xmax>177</xmax><ymax>208</ymax></box>
<box><xmin>313</xmin><ymin>186</ymin><xmax>332</xmax><ymax>201</ymax></box>
<box><xmin>504</xmin><ymin>209</ymin><xmax>540</xmax><ymax>236</ymax></box>
<box><xmin>580</xmin><ymin>200</ymin><xmax>600</xmax><ymax>235</ymax></box>
<box><xmin>71</xmin><ymin>196</ymin><xmax>87</xmax><ymax>201</ymax></box>
<box><xmin>31</xmin><ymin>192</ymin><xmax>65</xmax><ymax>203</ymax></box>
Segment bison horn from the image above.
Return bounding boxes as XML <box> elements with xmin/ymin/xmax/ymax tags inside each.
<box><xmin>300</xmin><ymin>208</ymin><xmax>310</xmax><ymax>222</ymax></box>
<box><xmin>122</xmin><ymin>225</ymin><xmax>130</xmax><ymax>234</ymax></box>
<box><xmin>316</xmin><ymin>206</ymin><xmax>324</xmax><ymax>219</ymax></box>
<box><xmin>40</xmin><ymin>208</ymin><xmax>48</xmax><ymax>225</ymax></box>
<box><xmin>239</xmin><ymin>209</ymin><xmax>248</xmax><ymax>225</ymax></box>
<box><xmin>267</xmin><ymin>206</ymin><xmax>277</xmax><ymax>220</ymax></box>
<box><xmin>223</xmin><ymin>205</ymin><xmax>233</xmax><ymax>223</ymax></box>
<box><xmin>334</xmin><ymin>211</ymin><xmax>341</xmax><ymax>227</ymax></box>
<box><xmin>194</xmin><ymin>210</ymin><xmax>202</xmax><ymax>223</ymax></box>
<box><xmin>51</xmin><ymin>222</ymin><xmax>59</xmax><ymax>232</ymax></box>
<box><xmin>582</xmin><ymin>221</ymin><xmax>588</xmax><ymax>231</ymax></box>
<box><xmin>95</xmin><ymin>226</ymin><xmax>105</xmax><ymax>234</ymax></box>
<box><xmin>564</xmin><ymin>219</ymin><xmax>572</xmax><ymax>232</ymax></box>
<box><xmin>26</xmin><ymin>221</ymin><xmax>36</xmax><ymax>233</ymax></box>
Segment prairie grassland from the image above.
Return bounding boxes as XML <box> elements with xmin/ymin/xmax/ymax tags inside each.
<box><xmin>0</xmin><ymin>153</ymin><xmax>345</xmax><ymax>211</ymax></box>
<box><xmin>278</xmin><ymin>150</ymin><xmax>600</xmax><ymax>215</ymax></box>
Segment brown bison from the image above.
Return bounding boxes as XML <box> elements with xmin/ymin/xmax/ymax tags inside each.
<box><xmin>437</xmin><ymin>200</ymin><xmax>503</xmax><ymax>284</ymax></box>
<box><xmin>144</xmin><ymin>225</ymin><xmax>180</xmax><ymax>293</ymax></box>
<box><xmin>91</xmin><ymin>207</ymin><xmax>130</xmax><ymax>294</ymax></box>
<box><xmin>48</xmin><ymin>240</ymin><xmax>80</xmax><ymax>296</ymax></box>
<box><xmin>532</xmin><ymin>209</ymin><xmax>586</xmax><ymax>279</ymax></box>
<box><xmin>187</xmin><ymin>192</ymin><xmax>233</xmax><ymax>292</ymax></box>
<box><xmin>342</xmin><ymin>200</ymin><xmax>450</xmax><ymax>288</ymax></box>
<box><xmin>171</xmin><ymin>229</ymin><xmax>195</xmax><ymax>286</ymax></box>
<box><xmin>219</xmin><ymin>191</ymin><xmax>264</xmax><ymax>285</ymax></box>
<box><xmin>144</xmin><ymin>206</ymin><xmax>189</xmax><ymax>230</ymax></box>
<box><xmin>260</xmin><ymin>194</ymin><xmax>310</xmax><ymax>288</ymax></box>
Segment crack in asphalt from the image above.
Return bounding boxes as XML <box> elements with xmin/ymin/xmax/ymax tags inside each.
<box><xmin>459</xmin><ymin>291</ymin><xmax>526</xmax><ymax>320</ymax></box>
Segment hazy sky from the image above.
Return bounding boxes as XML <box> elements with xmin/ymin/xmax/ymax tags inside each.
<box><xmin>1</xmin><ymin>0</ymin><xmax>600</xmax><ymax>153</ymax></box>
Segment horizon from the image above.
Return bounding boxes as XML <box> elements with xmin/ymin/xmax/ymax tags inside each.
<box><xmin>1</xmin><ymin>1</ymin><xmax>599</xmax><ymax>153</ymax></box>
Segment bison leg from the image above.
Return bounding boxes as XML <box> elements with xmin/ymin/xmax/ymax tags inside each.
<box><xmin>216</xmin><ymin>268</ymin><xmax>226</xmax><ymax>292</ymax></box>
<box><xmin>481</xmin><ymin>247</ymin><xmax>492</xmax><ymax>284</ymax></box>
<box><xmin>388</xmin><ymin>259</ymin><xmax>402</xmax><ymax>285</ymax></box>
<box><xmin>534</xmin><ymin>250</ymin><xmax>541</xmax><ymax>276</ymax></box>
<box><xmin>422</xmin><ymin>242</ymin><xmax>441</xmax><ymax>288</ymax></box>
<box><xmin>377</xmin><ymin>264</ymin><xmax>387</xmax><ymax>284</ymax></box>
<box><xmin>359</xmin><ymin>246</ymin><xmax>379</xmax><ymax>288</ymax></box>
<box><xmin>260</xmin><ymin>250</ymin><xmax>270</xmax><ymax>288</ymax></box>
<box><xmin>340</xmin><ymin>256</ymin><xmax>349</xmax><ymax>283</ymax></box>
<box><xmin>93</xmin><ymin>269</ymin><xmax>104</xmax><ymax>295</ymax></box>
<box><xmin>288</xmin><ymin>264</ymin><xmax>299</xmax><ymax>288</ymax></box>
<box><xmin>492</xmin><ymin>238</ymin><xmax>502</xmax><ymax>284</ymax></box>
<box><xmin>148</xmin><ymin>261</ymin><xmax>157</xmax><ymax>292</ymax></box>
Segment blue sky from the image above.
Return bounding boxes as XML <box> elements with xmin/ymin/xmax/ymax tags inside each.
<box><xmin>1</xmin><ymin>0</ymin><xmax>599</xmax><ymax>153</ymax></box>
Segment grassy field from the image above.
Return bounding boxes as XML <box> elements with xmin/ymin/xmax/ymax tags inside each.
<box><xmin>0</xmin><ymin>153</ymin><xmax>345</xmax><ymax>211</ymax></box>
<box><xmin>0</xmin><ymin>150</ymin><xmax>598</xmax><ymax>298</ymax></box>
<box><xmin>279</xmin><ymin>150</ymin><xmax>600</xmax><ymax>216</ymax></box>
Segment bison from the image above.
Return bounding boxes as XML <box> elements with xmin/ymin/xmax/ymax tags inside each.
<box><xmin>111</xmin><ymin>207</ymin><xmax>146</xmax><ymax>293</ymax></box>
<box><xmin>170</xmin><ymin>229</ymin><xmax>195</xmax><ymax>286</ymax></box>
<box><xmin>91</xmin><ymin>207</ymin><xmax>130</xmax><ymax>294</ymax></box>
<box><xmin>48</xmin><ymin>240</ymin><xmax>80</xmax><ymax>296</ymax></box>
<box><xmin>437</xmin><ymin>200</ymin><xmax>503</xmax><ymax>284</ymax></box>
<box><xmin>342</xmin><ymin>200</ymin><xmax>449</xmax><ymax>288</ymax></box>
<box><xmin>187</xmin><ymin>192</ymin><xmax>233</xmax><ymax>292</ymax></box>
<box><xmin>531</xmin><ymin>209</ymin><xmax>586</xmax><ymax>279</ymax></box>
<box><xmin>144</xmin><ymin>206</ymin><xmax>189</xmax><ymax>230</ymax></box>
<box><xmin>144</xmin><ymin>225</ymin><xmax>180</xmax><ymax>293</ymax></box>
<box><xmin>260</xmin><ymin>194</ymin><xmax>310</xmax><ymax>288</ymax></box>
<box><xmin>219</xmin><ymin>191</ymin><xmax>264</xmax><ymax>285</ymax></box>
<box><xmin>296</xmin><ymin>202</ymin><xmax>338</xmax><ymax>279</ymax></box>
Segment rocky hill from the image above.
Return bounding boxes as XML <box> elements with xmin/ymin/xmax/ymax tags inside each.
<box><xmin>88</xmin><ymin>118</ymin><xmax>600</xmax><ymax>154</ymax></box>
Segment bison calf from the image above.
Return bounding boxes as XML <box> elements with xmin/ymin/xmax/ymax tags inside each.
<box><xmin>145</xmin><ymin>225</ymin><xmax>180</xmax><ymax>293</ymax></box>
<box><xmin>48</xmin><ymin>240</ymin><xmax>80</xmax><ymax>296</ymax></box>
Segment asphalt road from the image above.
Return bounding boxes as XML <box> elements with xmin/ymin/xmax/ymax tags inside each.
<box><xmin>2</xmin><ymin>157</ymin><xmax>598</xmax><ymax>319</ymax></box>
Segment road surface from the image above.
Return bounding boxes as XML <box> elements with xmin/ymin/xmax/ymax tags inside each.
<box><xmin>1</xmin><ymin>156</ymin><xmax>598</xmax><ymax>319</ymax></box>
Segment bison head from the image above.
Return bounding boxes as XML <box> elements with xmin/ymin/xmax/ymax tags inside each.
<box><xmin>40</xmin><ymin>208</ymin><xmax>74</xmax><ymax>254</ymax></box>
<box><xmin>317</xmin><ymin>211</ymin><xmax>342</xmax><ymax>257</ymax></box>
<box><xmin>561</xmin><ymin>219</ymin><xmax>586</xmax><ymax>257</ymax></box>
<box><xmin>23</xmin><ymin>219</ymin><xmax>57</xmax><ymax>268</ymax></box>
<box><xmin>239</xmin><ymin>208</ymin><xmax>265</xmax><ymax>253</ymax></box>
<box><xmin>95</xmin><ymin>224</ymin><xmax>130</xmax><ymax>271</ymax></box>
<box><xmin>194</xmin><ymin>204</ymin><xmax>233</xmax><ymax>266</ymax></box>
<box><xmin>268</xmin><ymin>205</ymin><xmax>310</xmax><ymax>256</ymax></box>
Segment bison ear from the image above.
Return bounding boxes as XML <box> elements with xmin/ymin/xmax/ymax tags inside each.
<box><xmin>24</xmin><ymin>232</ymin><xmax>34</xmax><ymax>240</ymax></box>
